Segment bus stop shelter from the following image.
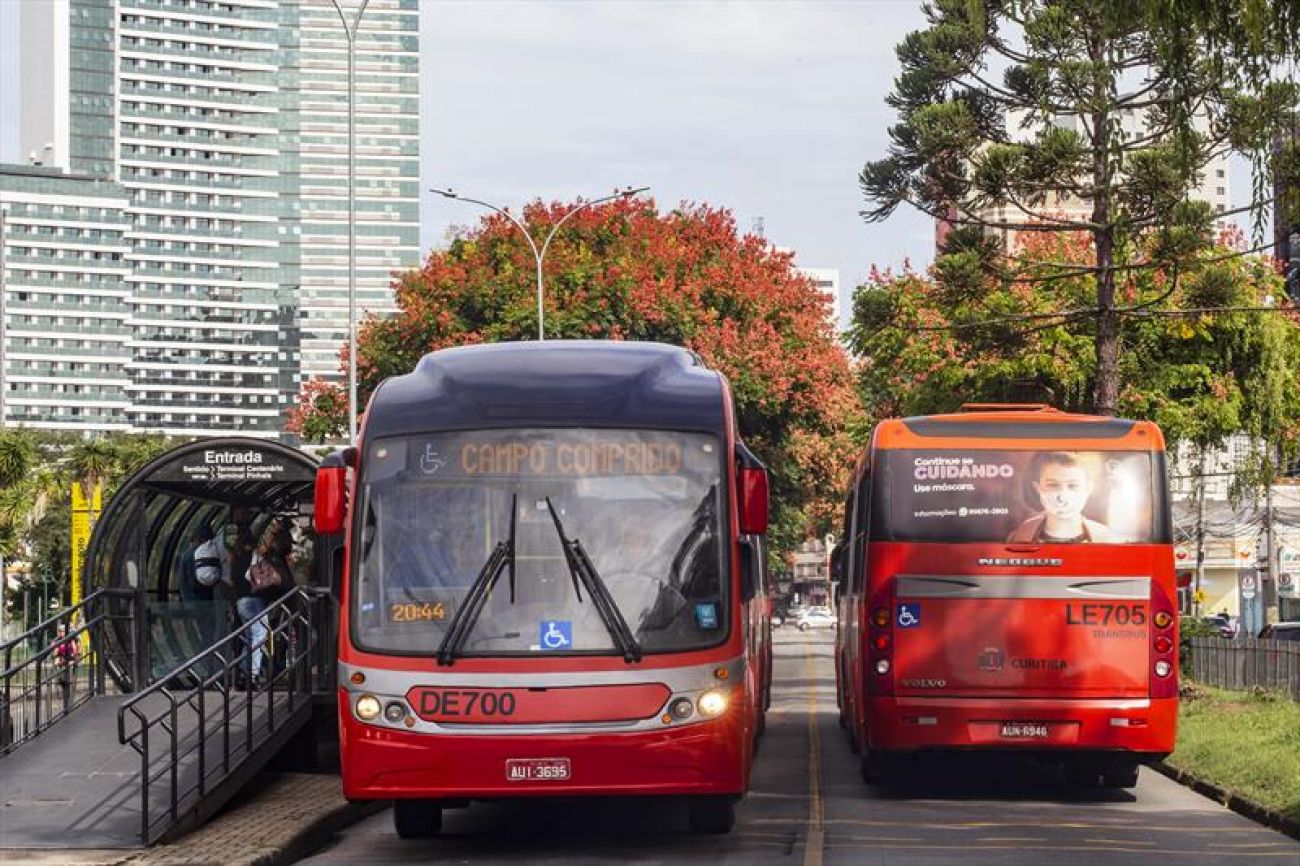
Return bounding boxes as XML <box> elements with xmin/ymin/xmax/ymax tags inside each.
<box><xmin>83</xmin><ymin>438</ymin><xmax>321</xmax><ymax>690</ymax></box>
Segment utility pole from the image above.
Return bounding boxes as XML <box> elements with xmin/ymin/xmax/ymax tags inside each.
<box><xmin>1265</xmin><ymin>451</ymin><xmax>1279</xmax><ymax>625</ymax></box>
<box><xmin>1</xmin><ymin>204</ymin><xmax>8</xmax><ymax>641</ymax></box>
<box><xmin>1194</xmin><ymin>449</ymin><xmax>1207</xmax><ymax>614</ymax></box>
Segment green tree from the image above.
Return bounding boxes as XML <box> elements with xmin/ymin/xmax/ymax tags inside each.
<box><xmin>859</xmin><ymin>0</ymin><xmax>1298</xmax><ymax>416</ymax></box>
<box><xmin>849</xmin><ymin>231</ymin><xmax>1300</xmax><ymax>473</ymax></box>
<box><xmin>290</xmin><ymin>197</ymin><xmax>861</xmax><ymax>560</ymax></box>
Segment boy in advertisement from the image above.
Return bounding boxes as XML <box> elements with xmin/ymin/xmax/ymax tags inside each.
<box><xmin>1006</xmin><ymin>452</ymin><xmax>1113</xmax><ymax>544</ymax></box>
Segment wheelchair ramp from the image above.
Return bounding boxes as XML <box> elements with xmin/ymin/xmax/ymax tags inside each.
<box><xmin>0</xmin><ymin>689</ymin><xmax>313</xmax><ymax>849</ymax></box>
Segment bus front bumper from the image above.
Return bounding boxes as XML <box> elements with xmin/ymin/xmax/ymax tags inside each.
<box><xmin>864</xmin><ymin>695</ymin><xmax>1177</xmax><ymax>756</ymax></box>
<box><xmin>339</xmin><ymin>703</ymin><xmax>749</xmax><ymax>800</ymax></box>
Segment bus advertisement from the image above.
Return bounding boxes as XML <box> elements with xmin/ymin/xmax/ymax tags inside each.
<box><xmin>835</xmin><ymin>405</ymin><xmax>1177</xmax><ymax>788</ymax></box>
<box><xmin>315</xmin><ymin>342</ymin><xmax>772</xmax><ymax>838</ymax></box>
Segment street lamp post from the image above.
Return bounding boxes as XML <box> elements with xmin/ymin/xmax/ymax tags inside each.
<box><xmin>328</xmin><ymin>0</ymin><xmax>371</xmax><ymax>443</ymax></box>
<box><xmin>431</xmin><ymin>187</ymin><xmax>648</xmax><ymax>341</ymax></box>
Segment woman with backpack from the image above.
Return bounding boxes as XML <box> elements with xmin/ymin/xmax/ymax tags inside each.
<box><xmin>237</xmin><ymin>521</ymin><xmax>295</xmax><ymax>688</ymax></box>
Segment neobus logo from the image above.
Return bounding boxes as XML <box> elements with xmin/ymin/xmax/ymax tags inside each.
<box><xmin>977</xmin><ymin>557</ymin><xmax>1062</xmax><ymax>567</ymax></box>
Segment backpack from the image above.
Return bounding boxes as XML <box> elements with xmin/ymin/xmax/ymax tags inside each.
<box><xmin>247</xmin><ymin>553</ymin><xmax>282</xmax><ymax>594</ymax></box>
<box><xmin>193</xmin><ymin>538</ymin><xmax>223</xmax><ymax>587</ymax></box>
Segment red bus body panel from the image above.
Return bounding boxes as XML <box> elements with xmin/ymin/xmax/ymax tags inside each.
<box><xmin>335</xmin><ymin>367</ymin><xmax>768</xmax><ymax>804</ymax></box>
<box><xmin>837</xmin><ymin>410</ymin><xmax>1179</xmax><ymax>764</ymax></box>
<box><xmin>341</xmin><ymin>689</ymin><xmax>749</xmax><ymax>799</ymax></box>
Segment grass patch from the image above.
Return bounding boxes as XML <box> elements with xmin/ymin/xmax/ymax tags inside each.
<box><xmin>1168</xmin><ymin>684</ymin><xmax>1300</xmax><ymax>824</ymax></box>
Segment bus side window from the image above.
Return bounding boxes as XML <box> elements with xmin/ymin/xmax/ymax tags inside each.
<box><xmin>850</xmin><ymin>467</ymin><xmax>871</xmax><ymax>595</ymax></box>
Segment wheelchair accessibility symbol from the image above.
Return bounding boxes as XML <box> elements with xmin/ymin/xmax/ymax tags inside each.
<box><xmin>897</xmin><ymin>604</ymin><xmax>921</xmax><ymax>629</ymax></box>
<box><xmin>539</xmin><ymin>620</ymin><xmax>573</xmax><ymax>650</ymax></box>
<box><xmin>419</xmin><ymin>444</ymin><xmax>446</xmax><ymax>475</ymax></box>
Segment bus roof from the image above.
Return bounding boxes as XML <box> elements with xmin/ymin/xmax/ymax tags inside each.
<box><xmin>363</xmin><ymin>340</ymin><xmax>728</xmax><ymax>437</ymax></box>
<box><xmin>873</xmin><ymin>405</ymin><xmax>1166</xmax><ymax>452</ymax></box>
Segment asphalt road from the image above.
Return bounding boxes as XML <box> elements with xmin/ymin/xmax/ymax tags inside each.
<box><xmin>297</xmin><ymin>630</ymin><xmax>1300</xmax><ymax>865</ymax></box>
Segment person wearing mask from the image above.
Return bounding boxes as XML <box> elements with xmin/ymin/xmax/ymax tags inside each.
<box><xmin>238</xmin><ymin>522</ymin><xmax>294</xmax><ymax>687</ymax></box>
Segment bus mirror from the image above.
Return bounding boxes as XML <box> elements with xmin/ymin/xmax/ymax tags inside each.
<box><xmin>739</xmin><ymin>467</ymin><xmax>769</xmax><ymax>536</ymax></box>
<box><xmin>314</xmin><ymin>466</ymin><xmax>347</xmax><ymax>534</ymax></box>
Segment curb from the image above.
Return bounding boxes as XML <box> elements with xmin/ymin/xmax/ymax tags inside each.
<box><xmin>229</xmin><ymin>798</ymin><xmax>390</xmax><ymax>866</ymax></box>
<box><xmin>1153</xmin><ymin>761</ymin><xmax>1300</xmax><ymax>843</ymax></box>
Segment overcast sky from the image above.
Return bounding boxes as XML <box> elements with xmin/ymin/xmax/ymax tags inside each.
<box><xmin>0</xmin><ymin>1</ymin><xmax>938</xmax><ymax>316</ymax></box>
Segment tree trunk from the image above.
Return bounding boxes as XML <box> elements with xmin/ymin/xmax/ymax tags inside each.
<box><xmin>1089</xmin><ymin>28</ymin><xmax>1121</xmax><ymax>418</ymax></box>
<box><xmin>1093</xmin><ymin>233</ymin><xmax>1121</xmax><ymax>417</ymax></box>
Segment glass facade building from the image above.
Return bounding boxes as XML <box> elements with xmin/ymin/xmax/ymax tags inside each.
<box><xmin>0</xmin><ymin>165</ymin><xmax>133</xmax><ymax>431</ymax></box>
<box><xmin>2</xmin><ymin>0</ymin><xmax>422</xmax><ymax>437</ymax></box>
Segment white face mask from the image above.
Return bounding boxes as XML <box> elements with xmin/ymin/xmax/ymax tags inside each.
<box><xmin>1034</xmin><ymin>467</ymin><xmax>1091</xmax><ymax>521</ymax></box>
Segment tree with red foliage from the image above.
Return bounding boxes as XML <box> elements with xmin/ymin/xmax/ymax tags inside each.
<box><xmin>289</xmin><ymin>197</ymin><xmax>860</xmax><ymax>555</ymax></box>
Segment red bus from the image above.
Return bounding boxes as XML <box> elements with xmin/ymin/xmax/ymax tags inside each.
<box><xmin>314</xmin><ymin>342</ymin><xmax>772</xmax><ymax>837</ymax></box>
<box><xmin>835</xmin><ymin>405</ymin><xmax>1177</xmax><ymax>788</ymax></box>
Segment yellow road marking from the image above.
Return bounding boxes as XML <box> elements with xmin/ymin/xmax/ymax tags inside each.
<box><xmin>803</xmin><ymin>637</ymin><xmax>824</xmax><ymax>866</ymax></box>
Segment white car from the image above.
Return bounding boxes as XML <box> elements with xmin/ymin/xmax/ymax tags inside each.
<box><xmin>797</xmin><ymin>608</ymin><xmax>836</xmax><ymax>631</ymax></box>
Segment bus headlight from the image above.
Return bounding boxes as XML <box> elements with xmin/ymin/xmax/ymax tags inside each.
<box><xmin>698</xmin><ymin>690</ymin><xmax>728</xmax><ymax>717</ymax></box>
<box><xmin>355</xmin><ymin>694</ymin><xmax>382</xmax><ymax>721</ymax></box>
<box><xmin>1154</xmin><ymin>660</ymin><xmax>1172</xmax><ymax>678</ymax></box>
<box><xmin>384</xmin><ymin>701</ymin><xmax>408</xmax><ymax>723</ymax></box>
<box><xmin>669</xmin><ymin>697</ymin><xmax>695</xmax><ymax>720</ymax></box>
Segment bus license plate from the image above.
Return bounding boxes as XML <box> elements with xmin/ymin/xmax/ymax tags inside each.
<box><xmin>505</xmin><ymin>758</ymin><xmax>571</xmax><ymax>782</ymax></box>
<box><xmin>999</xmin><ymin>722</ymin><xmax>1050</xmax><ymax>739</ymax></box>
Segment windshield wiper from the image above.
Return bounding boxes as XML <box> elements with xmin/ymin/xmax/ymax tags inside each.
<box><xmin>544</xmin><ymin>497</ymin><xmax>642</xmax><ymax>664</ymax></box>
<box><xmin>436</xmin><ymin>494</ymin><xmax>517</xmax><ymax>666</ymax></box>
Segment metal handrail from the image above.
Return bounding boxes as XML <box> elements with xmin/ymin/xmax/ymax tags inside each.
<box><xmin>1</xmin><ymin>588</ymin><xmax>138</xmax><ymax>755</ymax></box>
<box><xmin>116</xmin><ymin>585</ymin><xmax>330</xmax><ymax>844</ymax></box>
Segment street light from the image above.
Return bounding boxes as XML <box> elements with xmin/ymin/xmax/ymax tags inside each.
<box><xmin>431</xmin><ymin>186</ymin><xmax>649</xmax><ymax>341</ymax></box>
<box><xmin>328</xmin><ymin>0</ymin><xmax>371</xmax><ymax>443</ymax></box>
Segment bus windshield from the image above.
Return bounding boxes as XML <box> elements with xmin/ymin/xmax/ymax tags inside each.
<box><xmin>871</xmin><ymin>449</ymin><xmax>1166</xmax><ymax>544</ymax></box>
<box><xmin>352</xmin><ymin>429</ymin><xmax>728</xmax><ymax>656</ymax></box>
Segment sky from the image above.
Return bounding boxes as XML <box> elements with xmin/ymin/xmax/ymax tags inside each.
<box><xmin>0</xmin><ymin>0</ymin><xmax>934</xmax><ymax>320</ymax></box>
<box><xmin>416</xmin><ymin>1</ymin><xmax>935</xmax><ymax>317</ymax></box>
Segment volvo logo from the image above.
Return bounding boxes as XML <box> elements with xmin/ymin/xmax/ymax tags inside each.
<box><xmin>977</xmin><ymin>647</ymin><xmax>1004</xmax><ymax>672</ymax></box>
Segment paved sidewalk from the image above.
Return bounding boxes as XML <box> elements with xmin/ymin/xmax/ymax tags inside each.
<box><xmin>0</xmin><ymin>773</ymin><xmax>382</xmax><ymax>866</ymax></box>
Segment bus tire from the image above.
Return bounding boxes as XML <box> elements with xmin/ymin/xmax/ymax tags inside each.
<box><xmin>688</xmin><ymin>796</ymin><xmax>736</xmax><ymax>834</ymax></box>
<box><xmin>393</xmin><ymin>799</ymin><xmax>443</xmax><ymax>839</ymax></box>
<box><xmin>1101</xmin><ymin>760</ymin><xmax>1140</xmax><ymax>789</ymax></box>
<box><xmin>861</xmin><ymin>750</ymin><xmax>906</xmax><ymax>785</ymax></box>
<box><xmin>1063</xmin><ymin>759</ymin><xmax>1100</xmax><ymax>788</ymax></box>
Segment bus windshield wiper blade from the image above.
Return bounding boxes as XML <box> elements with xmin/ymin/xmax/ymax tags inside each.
<box><xmin>544</xmin><ymin>497</ymin><xmax>642</xmax><ymax>664</ymax></box>
<box><xmin>436</xmin><ymin>494</ymin><xmax>517</xmax><ymax>666</ymax></box>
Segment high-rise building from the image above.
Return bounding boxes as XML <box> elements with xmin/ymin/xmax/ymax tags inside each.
<box><xmin>8</xmin><ymin>0</ymin><xmax>420</xmax><ymax>438</ymax></box>
<box><xmin>284</xmin><ymin>1</ymin><xmax>421</xmax><ymax>382</ymax></box>
<box><xmin>0</xmin><ymin>164</ymin><xmax>132</xmax><ymax>432</ymax></box>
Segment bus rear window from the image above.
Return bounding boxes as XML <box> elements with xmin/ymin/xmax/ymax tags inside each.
<box><xmin>871</xmin><ymin>449</ymin><xmax>1166</xmax><ymax>544</ymax></box>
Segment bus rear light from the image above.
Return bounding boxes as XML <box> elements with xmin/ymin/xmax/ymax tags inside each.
<box><xmin>1154</xmin><ymin>660</ymin><xmax>1172</xmax><ymax>678</ymax></box>
<box><xmin>1154</xmin><ymin>611</ymin><xmax>1173</xmax><ymax>629</ymax></box>
<box><xmin>872</xmin><ymin>608</ymin><xmax>890</xmax><ymax>628</ymax></box>
<box><xmin>872</xmin><ymin>634</ymin><xmax>890</xmax><ymax>652</ymax></box>
<box><xmin>1109</xmin><ymin>717</ymin><xmax>1148</xmax><ymax>728</ymax></box>
<box><xmin>1154</xmin><ymin>635</ymin><xmax>1173</xmax><ymax>654</ymax></box>
<box><xmin>875</xmin><ymin>659</ymin><xmax>891</xmax><ymax>675</ymax></box>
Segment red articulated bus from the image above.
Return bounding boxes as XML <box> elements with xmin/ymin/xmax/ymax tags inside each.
<box><xmin>314</xmin><ymin>341</ymin><xmax>773</xmax><ymax>837</ymax></box>
<box><xmin>835</xmin><ymin>405</ymin><xmax>1177</xmax><ymax>788</ymax></box>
